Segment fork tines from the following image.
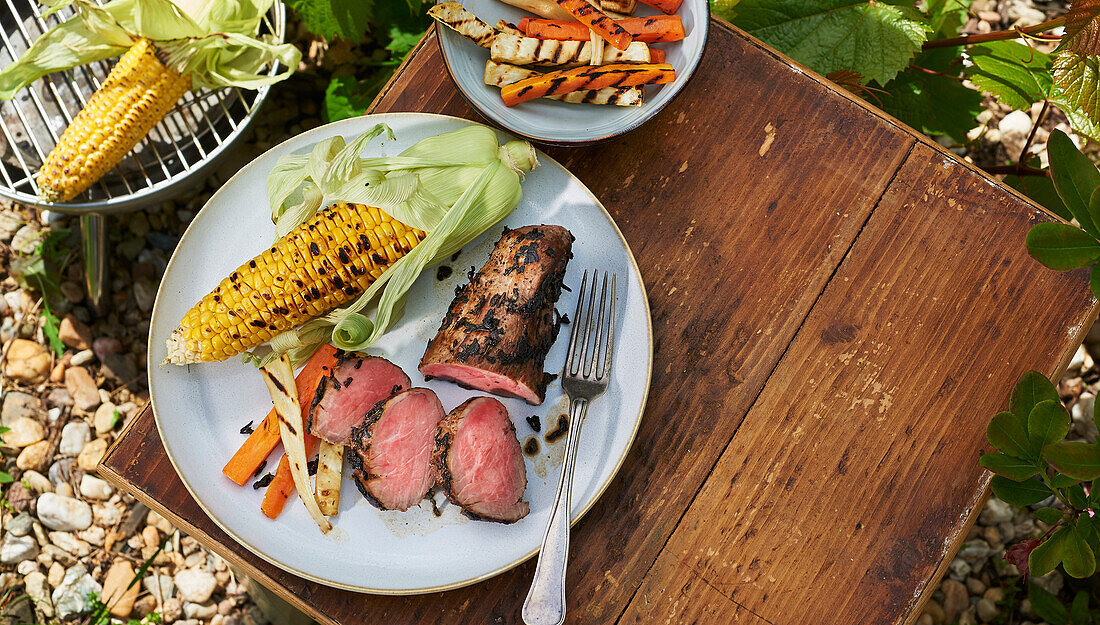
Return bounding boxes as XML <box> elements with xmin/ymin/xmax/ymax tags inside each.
<box><xmin>564</xmin><ymin>269</ymin><xmax>617</xmax><ymax>382</ymax></box>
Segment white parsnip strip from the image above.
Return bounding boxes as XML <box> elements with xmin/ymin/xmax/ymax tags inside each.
<box><xmin>428</xmin><ymin>2</ymin><xmax>497</xmax><ymax>48</ymax></box>
<box><xmin>315</xmin><ymin>441</ymin><xmax>343</xmax><ymax>516</ymax></box>
<box><xmin>490</xmin><ymin>32</ymin><xmax>650</xmax><ymax>67</ymax></box>
<box><xmin>261</xmin><ymin>357</ymin><xmax>332</xmax><ymax>533</ymax></box>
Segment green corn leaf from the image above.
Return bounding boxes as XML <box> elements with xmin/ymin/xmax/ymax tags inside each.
<box><xmin>1027</xmin><ymin>222</ymin><xmax>1100</xmax><ymax>270</ymax></box>
<box><xmin>991</xmin><ymin>475</ymin><xmax>1050</xmax><ymax>505</ymax></box>
<box><xmin>1031</xmin><ymin>529</ymin><xmax>1072</xmax><ymax>581</ymax></box>
<box><xmin>729</xmin><ymin>0</ymin><xmax>931</xmax><ymax>85</ymax></box>
<box><xmin>1049</xmin><ymin>128</ymin><xmax>1100</xmax><ymax>237</ymax></box>
<box><xmin>1045</xmin><ymin>441</ymin><xmax>1100</xmax><ymax>481</ymax></box>
<box><xmin>1035</xmin><ymin>506</ymin><xmax>1065</xmax><ymax>525</ymax></box>
<box><xmin>1071</xmin><ymin>590</ymin><xmax>1091</xmax><ymax>625</ymax></box>
<box><xmin>1064</xmin><ymin>526</ymin><xmax>1097</xmax><ymax>578</ymax></box>
<box><xmin>1012</xmin><ymin>371</ymin><xmax>1061</xmax><ymax>425</ymax></box>
<box><xmin>1029</xmin><ymin>400</ymin><xmax>1072</xmax><ymax>454</ymax></box>
<box><xmin>987</xmin><ymin>410</ymin><xmax>1034</xmax><ymax>459</ymax></box>
<box><xmin>966</xmin><ymin>41</ymin><xmax>1052</xmax><ymax>111</ymax></box>
<box><xmin>981</xmin><ymin>452</ymin><xmax>1040</xmax><ymax>480</ymax></box>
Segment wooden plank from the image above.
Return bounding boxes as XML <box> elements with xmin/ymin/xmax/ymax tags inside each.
<box><xmin>617</xmin><ymin>142</ymin><xmax>1100</xmax><ymax>625</ymax></box>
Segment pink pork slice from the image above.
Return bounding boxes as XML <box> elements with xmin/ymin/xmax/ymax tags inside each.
<box><xmin>348</xmin><ymin>388</ymin><xmax>446</xmax><ymax>511</ymax></box>
<box><xmin>433</xmin><ymin>397</ymin><xmax>529</xmax><ymax>523</ymax></box>
<box><xmin>307</xmin><ymin>353</ymin><xmax>411</xmax><ymax>445</ymax></box>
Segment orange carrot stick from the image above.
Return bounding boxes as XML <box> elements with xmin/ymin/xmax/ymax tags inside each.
<box><xmin>501</xmin><ymin>63</ymin><xmax>675</xmax><ymax>106</ymax></box>
<box><xmin>260</xmin><ymin>434</ymin><xmax>319</xmax><ymax>519</ymax></box>
<box><xmin>649</xmin><ymin>47</ymin><xmax>665</xmax><ymax>63</ymax></box>
<box><xmin>222</xmin><ymin>344</ymin><xmax>338</xmax><ymax>486</ymax></box>
<box><xmin>638</xmin><ymin>0</ymin><xmax>682</xmax><ymax>13</ymax></box>
<box><xmin>524</xmin><ymin>15</ymin><xmax>685</xmax><ymax>43</ymax></box>
<box><xmin>555</xmin><ymin>0</ymin><xmax>633</xmax><ymax>50</ymax></box>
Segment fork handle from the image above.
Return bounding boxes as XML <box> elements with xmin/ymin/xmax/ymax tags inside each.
<box><xmin>523</xmin><ymin>397</ymin><xmax>589</xmax><ymax>625</ymax></box>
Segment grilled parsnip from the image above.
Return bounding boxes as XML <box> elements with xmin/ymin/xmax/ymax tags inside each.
<box><xmin>490</xmin><ymin>32</ymin><xmax>650</xmax><ymax>67</ymax></box>
<box><xmin>428</xmin><ymin>2</ymin><xmax>497</xmax><ymax>48</ymax></box>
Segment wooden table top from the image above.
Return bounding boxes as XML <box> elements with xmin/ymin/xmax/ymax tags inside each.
<box><xmin>100</xmin><ymin>18</ymin><xmax>1100</xmax><ymax>625</ymax></box>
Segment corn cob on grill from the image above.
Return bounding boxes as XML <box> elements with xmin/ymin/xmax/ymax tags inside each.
<box><xmin>165</xmin><ymin>202</ymin><xmax>427</xmax><ymax>364</ymax></box>
<box><xmin>37</xmin><ymin>38</ymin><xmax>191</xmax><ymax>202</ymax></box>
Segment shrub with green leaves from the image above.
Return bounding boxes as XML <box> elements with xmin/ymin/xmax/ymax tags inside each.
<box><xmin>984</xmin><ymin>371</ymin><xmax>1100</xmax><ymax>580</ymax></box>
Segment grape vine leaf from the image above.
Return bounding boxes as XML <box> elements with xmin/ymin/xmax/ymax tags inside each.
<box><xmin>926</xmin><ymin>0</ymin><xmax>972</xmax><ymax>38</ymax></box>
<box><xmin>728</xmin><ymin>0</ymin><xmax>932</xmax><ymax>84</ymax></box>
<box><xmin>286</xmin><ymin>0</ymin><xmax>376</xmax><ymax>42</ymax></box>
<box><xmin>1064</xmin><ymin>0</ymin><xmax>1100</xmax><ymax>55</ymax></box>
<box><xmin>966</xmin><ymin>41</ymin><xmax>1052</xmax><ymax>110</ymax></box>
<box><xmin>1054</xmin><ymin>51</ymin><xmax>1100</xmax><ymax>126</ymax></box>
<box><xmin>877</xmin><ymin>47</ymin><xmax>981</xmax><ymax>143</ymax></box>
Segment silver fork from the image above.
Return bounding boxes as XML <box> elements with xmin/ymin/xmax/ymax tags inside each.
<box><xmin>523</xmin><ymin>269</ymin><xmax>617</xmax><ymax>625</ymax></box>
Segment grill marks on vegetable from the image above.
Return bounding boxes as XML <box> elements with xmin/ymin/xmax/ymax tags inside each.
<box><xmin>420</xmin><ymin>225</ymin><xmax>574</xmax><ymax>405</ymax></box>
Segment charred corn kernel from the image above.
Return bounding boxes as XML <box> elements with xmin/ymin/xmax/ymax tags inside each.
<box><xmin>37</xmin><ymin>39</ymin><xmax>191</xmax><ymax>202</ymax></box>
<box><xmin>165</xmin><ymin>202</ymin><xmax>427</xmax><ymax>364</ymax></box>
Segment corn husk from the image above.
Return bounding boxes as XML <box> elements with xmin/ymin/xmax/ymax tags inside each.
<box><xmin>0</xmin><ymin>0</ymin><xmax>300</xmax><ymax>100</ymax></box>
<box><xmin>248</xmin><ymin>123</ymin><xmax>538</xmax><ymax>366</ymax></box>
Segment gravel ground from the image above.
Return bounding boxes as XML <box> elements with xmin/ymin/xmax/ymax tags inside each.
<box><xmin>0</xmin><ymin>1</ymin><xmax>1093</xmax><ymax>624</ymax></box>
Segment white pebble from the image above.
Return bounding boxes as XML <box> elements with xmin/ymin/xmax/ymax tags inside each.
<box><xmin>69</xmin><ymin>349</ymin><xmax>95</xmax><ymax>367</ymax></box>
<box><xmin>36</xmin><ymin>494</ymin><xmax>93</xmax><ymax>532</ymax></box>
<box><xmin>58</xmin><ymin>421</ymin><xmax>91</xmax><ymax>456</ymax></box>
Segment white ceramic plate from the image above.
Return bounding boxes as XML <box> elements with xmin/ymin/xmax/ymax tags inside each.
<box><xmin>436</xmin><ymin>0</ymin><xmax>708</xmax><ymax>144</ymax></box>
<box><xmin>147</xmin><ymin>113</ymin><xmax>652</xmax><ymax>594</ymax></box>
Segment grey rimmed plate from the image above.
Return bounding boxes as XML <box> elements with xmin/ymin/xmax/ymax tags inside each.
<box><xmin>147</xmin><ymin>113</ymin><xmax>652</xmax><ymax>594</ymax></box>
<box><xmin>436</xmin><ymin>0</ymin><xmax>708</xmax><ymax>145</ymax></box>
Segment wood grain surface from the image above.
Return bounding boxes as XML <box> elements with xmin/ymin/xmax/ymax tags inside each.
<box><xmin>100</xmin><ymin>19</ymin><xmax>1100</xmax><ymax>625</ymax></box>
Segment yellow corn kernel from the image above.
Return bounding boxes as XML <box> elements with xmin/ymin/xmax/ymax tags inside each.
<box><xmin>37</xmin><ymin>39</ymin><xmax>191</xmax><ymax>202</ymax></box>
<box><xmin>165</xmin><ymin>202</ymin><xmax>427</xmax><ymax>364</ymax></box>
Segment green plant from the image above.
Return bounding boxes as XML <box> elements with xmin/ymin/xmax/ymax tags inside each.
<box><xmin>11</xmin><ymin>226</ymin><xmax>73</xmax><ymax>358</ymax></box>
<box><xmin>0</xmin><ymin>426</ymin><xmax>13</xmax><ymax>485</ymax></box>
<box><xmin>81</xmin><ymin>535</ymin><xmax>170</xmax><ymax>625</ymax></box>
<box><xmin>984</xmin><ymin>371</ymin><xmax>1100</xmax><ymax>581</ymax></box>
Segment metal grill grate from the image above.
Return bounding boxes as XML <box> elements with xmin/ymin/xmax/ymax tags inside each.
<box><xmin>0</xmin><ymin>0</ymin><xmax>285</xmax><ymax>214</ymax></box>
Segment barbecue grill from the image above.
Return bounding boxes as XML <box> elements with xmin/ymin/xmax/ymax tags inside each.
<box><xmin>0</xmin><ymin>0</ymin><xmax>287</xmax><ymax>308</ymax></box>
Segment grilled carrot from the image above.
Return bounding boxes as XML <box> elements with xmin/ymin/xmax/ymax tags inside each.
<box><xmin>555</xmin><ymin>0</ymin><xmax>633</xmax><ymax>50</ymax></box>
<box><xmin>501</xmin><ymin>63</ymin><xmax>674</xmax><ymax>106</ymax></box>
<box><xmin>638</xmin><ymin>0</ymin><xmax>682</xmax><ymax>13</ymax></box>
<box><xmin>522</xmin><ymin>15</ymin><xmax>685</xmax><ymax>43</ymax></box>
<box><xmin>650</xmin><ymin>48</ymin><xmax>666</xmax><ymax>63</ymax></box>
<box><xmin>222</xmin><ymin>344</ymin><xmax>338</xmax><ymax>486</ymax></box>
<box><xmin>260</xmin><ymin>431</ymin><xmax>319</xmax><ymax>518</ymax></box>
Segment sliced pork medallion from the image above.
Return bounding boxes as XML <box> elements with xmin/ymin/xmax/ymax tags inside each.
<box><xmin>433</xmin><ymin>397</ymin><xmax>529</xmax><ymax>523</ymax></box>
<box><xmin>420</xmin><ymin>225</ymin><xmax>573</xmax><ymax>405</ymax></box>
<box><xmin>307</xmin><ymin>352</ymin><xmax>411</xmax><ymax>445</ymax></box>
<box><xmin>348</xmin><ymin>388</ymin><xmax>446</xmax><ymax>511</ymax></box>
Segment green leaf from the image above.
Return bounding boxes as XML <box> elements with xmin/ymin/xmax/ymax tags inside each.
<box><xmin>1012</xmin><ymin>371</ymin><xmax>1062</xmax><ymax>423</ymax></box>
<box><xmin>1035</xmin><ymin>506</ymin><xmax>1065</xmax><ymax>525</ymax></box>
<box><xmin>1055</xmin><ymin>51</ymin><xmax>1100</xmax><ymax>129</ymax></box>
<box><xmin>1071</xmin><ymin>483</ymin><xmax>1091</xmax><ymax>510</ymax></box>
<box><xmin>1053</xmin><ymin>472</ymin><xmax>1082</xmax><ymax>488</ymax></box>
<box><xmin>877</xmin><ymin>49</ymin><xmax>983</xmax><ymax>143</ymax></box>
<box><xmin>39</xmin><ymin>301</ymin><xmax>65</xmax><ymax>358</ymax></box>
<box><xmin>991</xmin><ymin>475</ymin><xmax>1051</xmax><ymax>505</ymax></box>
<box><xmin>981</xmin><ymin>452</ymin><xmax>1041</xmax><ymax>480</ymax></box>
<box><xmin>1071</xmin><ymin>589</ymin><xmax>1091</xmax><ymax>625</ymax></box>
<box><xmin>1079</xmin><ymin>513</ymin><xmax>1100</xmax><ymax>555</ymax></box>
<box><xmin>966</xmin><ymin>41</ymin><xmax>1052</xmax><ymax>111</ymax></box>
<box><xmin>1064</xmin><ymin>526</ymin><xmax>1098</xmax><ymax>578</ymax></box>
<box><xmin>925</xmin><ymin>0</ymin><xmax>971</xmax><ymax>39</ymax></box>
<box><xmin>1031</xmin><ymin>528</ymin><xmax>1072</xmax><ymax>580</ymax></box>
<box><xmin>324</xmin><ymin>75</ymin><xmax>374</xmax><ymax>123</ymax></box>
<box><xmin>1027</xmin><ymin>222</ymin><xmax>1100</xmax><ymax>270</ymax></box>
<box><xmin>987</xmin><ymin>410</ymin><xmax>1034</xmax><ymax>459</ymax></box>
<box><xmin>1005</xmin><ymin>165</ymin><xmax>1073</xmax><ymax>221</ymax></box>
<box><xmin>0</xmin><ymin>471</ymin><xmax>11</xmax><ymax>485</ymax></box>
<box><xmin>385</xmin><ymin>23</ymin><xmax>424</xmax><ymax>56</ymax></box>
<box><xmin>730</xmin><ymin>0</ymin><xmax>931</xmax><ymax>85</ymax></box>
<box><xmin>1049</xmin><ymin>128</ymin><xmax>1100</xmax><ymax>236</ymax></box>
<box><xmin>286</xmin><ymin>0</ymin><xmax>375</xmax><ymax>43</ymax></box>
<box><xmin>1045</xmin><ymin>441</ymin><xmax>1100</xmax><ymax>480</ymax></box>
<box><xmin>1029</xmin><ymin>400</ymin><xmax>1073</xmax><ymax>453</ymax></box>
<box><xmin>1089</xmin><ymin>186</ymin><xmax>1100</xmax><ymax>242</ymax></box>
<box><xmin>1092</xmin><ymin>264</ymin><xmax>1100</xmax><ymax>300</ymax></box>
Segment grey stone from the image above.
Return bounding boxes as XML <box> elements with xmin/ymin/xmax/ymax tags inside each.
<box><xmin>980</xmin><ymin>498</ymin><xmax>1013</xmax><ymax>524</ymax></box>
<box><xmin>2</xmin><ymin>391</ymin><xmax>41</xmax><ymax>425</ymax></box>
<box><xmin>58</xmin><ymin>421</ymin><xmax>90</xmax><ymax>455</ymax></box>
<box><xmin>51</xmin><ymin>565</ymin><xmax>101</xmax><ymax>619</ymax></box>
<box><xmin>36</xmin><ymin>493</ymin><xmax>92</xmax><ymax>531</ymax></box>
<box><xmin>184</xmin><ymin>601</ymin><xmax>219</xmax><ymax>619</ymax></box>
<box><xmin>143</xmin><ymin>574</ymin><xmax>176</xmax><ymax>604</ymax></box>
<box><xmin>7</xmin><ymin>512</ymin><xmax>33</xmax><ymax>536</ymax></box>
<box><xmin>48</xmin><ymin>531</ymin><xmax>91</xmax><ymax>557</ymax></box>
<box><xmin>0</xmin><ymin>533</ymin><xmax>37</xmax><ymax>564</ymax></box>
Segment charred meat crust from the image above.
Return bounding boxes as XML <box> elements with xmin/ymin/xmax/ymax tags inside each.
<box><xmin>347</xmin><ymin>386</ymin><xmax>426</xmax><ymax>511</ymax></box>
<box><xmin>420</xmin><ymin>225</ymin><xmax>574</xmax><ymax>405</ymax></box>
<box><xmin>431</xmin><ymin>398</ymin><xmax>525</xmax><ymax>525</ymax></box>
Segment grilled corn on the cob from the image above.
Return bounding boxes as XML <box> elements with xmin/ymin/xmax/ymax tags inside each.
<box><xmin>165</xmin><ymin>202</ymin><xmax>427</xmax><ymax>364</ymax></box>
<box><xmin>38</xmin><ymin>38</ymin><xmax>191</xmax><ymax>202</ymax></box>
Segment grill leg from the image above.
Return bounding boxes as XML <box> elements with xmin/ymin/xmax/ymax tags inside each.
<box><xmin>80</xmin><ymin>213</ymin><xmax>107</xmax><ymax>313</ymax></box>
